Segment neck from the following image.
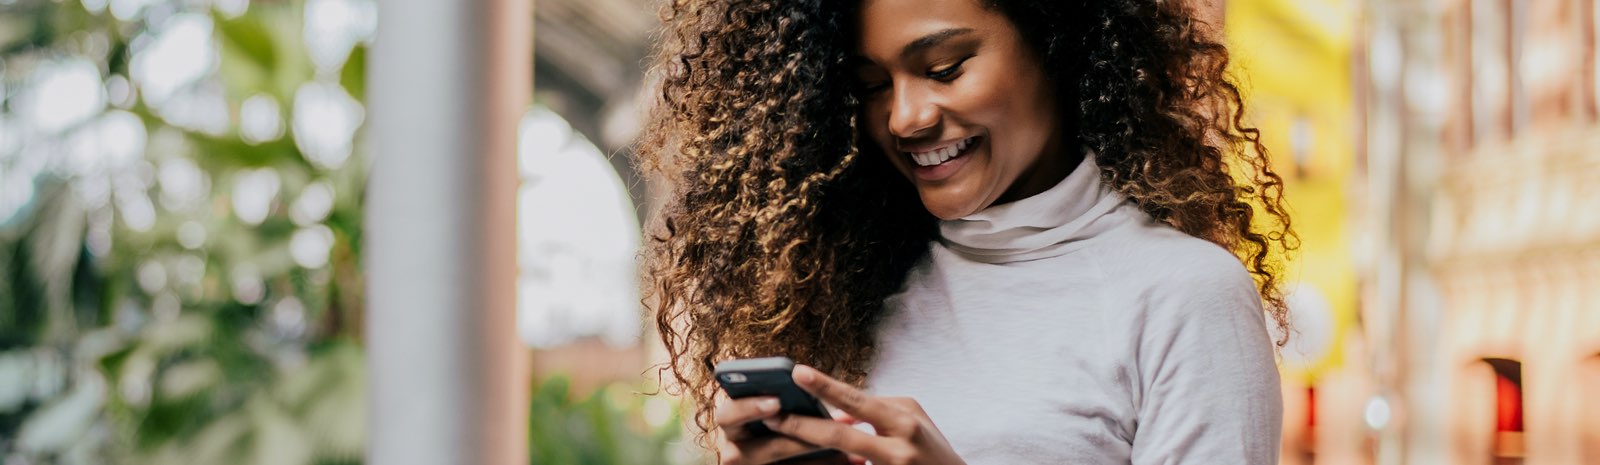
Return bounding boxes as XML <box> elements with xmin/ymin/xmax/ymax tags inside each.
<box><xmin>993</xmin><ymin>134</ymin><xmax>1082</xmax><ymax>205</ymax></box>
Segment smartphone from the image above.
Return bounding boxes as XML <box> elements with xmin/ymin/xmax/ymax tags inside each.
<box><xmin>714</xmin><ymin>356</ymin><xmax>833</xmax><ymax>437</ymax></box>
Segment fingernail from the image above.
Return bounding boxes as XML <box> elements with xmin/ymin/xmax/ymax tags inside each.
<box><xmin>760</xmin><ymin>398</ymin><xmax>780</xmax><ymax>413</ymax></box>
<box><xmin>763</xmin><ymin>417</ymin><xmax>780</xmax><ymax>429</ymax></box>
<box><xmin>793</xmin><ymin>365</ymin><xmax>812</xmax><ymax>383</ymax></box>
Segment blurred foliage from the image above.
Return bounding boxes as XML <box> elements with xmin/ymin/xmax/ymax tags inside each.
<box><xmin>0</xmin><ymin>0</ymin><xmax>683</xmax><ymax>464</ymax></box>
<box><xmin>0</xmin><ymin>0</ymin><xmax>369</xmax><ymax>463</ymax></box>
<box><xmin>529</xmin><ymin>376</ymin><xmax>687</xmax><ymax>465</ymax></box>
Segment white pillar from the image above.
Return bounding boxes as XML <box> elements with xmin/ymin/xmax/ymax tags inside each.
<box><xmin>364</xmin><ymin>0</ymin><xmax>530</xmax><ymax>463</ymax></box>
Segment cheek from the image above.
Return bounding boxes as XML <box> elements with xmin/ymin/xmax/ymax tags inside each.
<box><xmin>968</xmin><ymin>86</ymin><xmax>1018</xmax><ymax>130</ymax></box>
<box><xmin>948</xmin><ymin>78</ymin><xmax>1022</xmax><ymax>153</ymax></box>
<box><xmin>958</xmin><ymin>71</ymin><xmax>1054</xmax><ymax>162</ymax></box>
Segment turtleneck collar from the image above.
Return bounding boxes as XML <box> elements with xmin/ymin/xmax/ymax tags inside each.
<box><xmin>937</xmin><ymin>153</ymin><xmax>1128</xmax><ymax>264</ymax></box>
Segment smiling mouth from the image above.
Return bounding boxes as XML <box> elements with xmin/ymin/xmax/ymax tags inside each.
<box><xmin>905</xmin><ymin>136</ymin><xmax>979</xmax><ymax>167</ymax></box>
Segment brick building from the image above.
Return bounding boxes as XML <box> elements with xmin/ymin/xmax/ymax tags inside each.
<box><xmin>1337</xmin><ymin>0</ymin><xmax>1600</xmax><ymax>463</ymax></box>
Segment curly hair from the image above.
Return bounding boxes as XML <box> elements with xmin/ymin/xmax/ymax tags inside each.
<box><xmin>636</xmin><ymin>0</ymin><xmax>1297</xmax><ymax>451</ymax></box>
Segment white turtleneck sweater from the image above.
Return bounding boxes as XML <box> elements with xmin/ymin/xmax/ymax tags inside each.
<box><xmin>864</xmin><ymin>154</ymin><xmax>1283</xmax><ymax>464</ymax></box>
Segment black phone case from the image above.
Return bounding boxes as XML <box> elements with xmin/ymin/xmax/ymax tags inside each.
<box><xmin>714</xmin><ymin>357</ymin><xmax>833</xmax><ymax>437</ymax></box>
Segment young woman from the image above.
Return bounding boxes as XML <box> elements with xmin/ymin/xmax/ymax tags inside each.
<box><xmin>638</xmin><ymin>0</ymin><xmax>1296</xmax><ymax>463</ymax></box>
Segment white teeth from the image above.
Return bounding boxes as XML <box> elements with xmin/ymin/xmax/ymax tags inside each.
<box><xmin>908</xmin><ymin>137</ymin><xmax>975</xmax><ymax>167</ymax></box>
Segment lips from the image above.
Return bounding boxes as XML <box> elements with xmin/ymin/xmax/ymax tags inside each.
<box><xmin>905</xmin><ymin>136</ymin><xmax>978</xmax><ymax>167</ymax></box>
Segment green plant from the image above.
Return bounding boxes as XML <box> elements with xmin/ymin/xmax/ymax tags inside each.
<box><xmin>0</xmin><ymin>0</ymin><xmax>369</xmax><ymax>463</ymax></box>
<box><xmin>1</xmin><ymin>1</ymin><xmax>685</xmax><ymax>464</ymax></box>
<box><xmin>528</xmin><ymin>376</ymin><xmax>689</xmax><ymax>465</ymax></box>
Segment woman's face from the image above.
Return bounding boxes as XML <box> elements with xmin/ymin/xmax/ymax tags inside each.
<box><xmin>853</xmin><ymin>0</ymin><xmax>1070</xmax><ymax>220</ymax></box>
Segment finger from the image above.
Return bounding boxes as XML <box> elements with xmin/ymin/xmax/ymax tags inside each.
<box><xmin>763</xmin><ymin>414</ymin><xmax>890</xmax><ymax>461</ymax></box>
<box><xmin>716</xmin><ymin>433</ymin><xmax>810</xmax><ymax>465</ymax></box>
<box><xmin>830</xmin><ymin>408</ymin><xmax>882</xmax><ymax>437</ymax></box>
<box><xmin>731</xmin><ymin>435</ymin><xmax>825</xmax><ymax>465</ymax></box>
<box><xmin>715</xmin><ymin>396</ymin><xmax>783</xmax><ymax>440</ymax></box>
<box><xmin>766</xmin><ymin>448</ymin><xmax>850</xmax><ymax>465</ymax></box>
<box><xmin>792</xmin><ymin>365</ymin><xmax>904</xmax><ymax>432</ymax></box>
<box><xmin>880</xmin><ymin>397</ymin><xmax>929</xmax><ymax>419</ymax></box>
<box><xmin>827</xmin><ymin>407</ymin><xmax>858</xmax><ymax>425</ymax></box>
<box><xmin>716</xmin><ymin>438</ymin><xmax>742</xmax><ymax>465</ymax></box>
<box><xmin>716</xmin><ymin>396</ymin><xmax>782</xmax><ymax>427</ymax></box>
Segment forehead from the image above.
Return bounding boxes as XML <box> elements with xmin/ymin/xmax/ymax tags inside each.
<box><xmin>853</xmin><ymin>0</ymin><xmax>1007</xmax><ymax>57</ymax></box>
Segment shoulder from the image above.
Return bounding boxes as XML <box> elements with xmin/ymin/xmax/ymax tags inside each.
<box><xmin>1087</xmin><ymin>211</ymin><xmax>1276</xmax><ymax>378</ymax></box>
<box><xmin>1089</xmin><ymin>215</ymin><xmax>1259</xmax><ymax>311</ymax></box>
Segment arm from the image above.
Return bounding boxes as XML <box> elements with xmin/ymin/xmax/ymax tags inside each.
<box><xmin>1129</xmin><ymin>259</ymin><xmax>1283</xmax><ymax>465</ymax></box>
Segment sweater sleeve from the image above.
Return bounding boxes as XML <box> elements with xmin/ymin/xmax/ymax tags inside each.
<box><xmin>1127</xmin><ymin>249</ymin><xmax>1283</xmax><ymax>465</ymax></box>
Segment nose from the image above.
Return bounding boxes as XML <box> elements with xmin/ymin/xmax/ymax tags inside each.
<box><xmin>887</xmin><ymin>82</ymin><xmax>940</xmax><ymax>140</ymax></box>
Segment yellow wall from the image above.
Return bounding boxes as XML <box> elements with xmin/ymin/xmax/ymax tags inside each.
<box><xmin>1226</xmin><ymin>0</ymin><xmax>1356</xmax><ymax>383</ymax></box>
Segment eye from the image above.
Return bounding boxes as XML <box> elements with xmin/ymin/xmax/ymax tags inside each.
<box><xmin>854</xmin><ymin>80</ymin><xmax>890</xmax><ymax>96</ymax></box>
<box><xmin>927</xmin><ymin>56</ymin><xmax>973</xmax><ymax>81</ymax></box>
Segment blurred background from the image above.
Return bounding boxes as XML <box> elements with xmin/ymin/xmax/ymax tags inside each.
<box><xmin>0</xmin><ymin>0</ymin><xmax>1595</xmax><ymax>464</ymax></box>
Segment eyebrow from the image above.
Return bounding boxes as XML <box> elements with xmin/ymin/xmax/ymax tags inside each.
<box><xmin>899</xmin><ymin>27</ymin><xmax>976</xmax><ymax>60</ymax></box>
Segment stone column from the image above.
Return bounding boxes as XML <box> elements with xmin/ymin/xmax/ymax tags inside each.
<box><xmin>364</xmin><ymin>0</ymin><xmax>531</xmax><ymax>463</ymax></box>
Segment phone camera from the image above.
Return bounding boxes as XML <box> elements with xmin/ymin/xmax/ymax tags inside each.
<box><xmin>721</xmin><ymin>373</ymin><xmax>748</xmax><ymax>383</ymax></box>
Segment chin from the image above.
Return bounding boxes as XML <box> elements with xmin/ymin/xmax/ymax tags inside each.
<box><xmin>918</xmin><ymin>193</ymin><xmax>982</xmax><ymax>221</ymax></box>
<box><xmin>897</xmin><ymin>153</ymin><xmax>996</xmax><ymax>220</ymax></box>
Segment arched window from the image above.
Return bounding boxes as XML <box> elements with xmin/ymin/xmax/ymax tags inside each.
<box><xmin>516</xmin><ymin>106</ymin><xmax>642</xmax><ymax>348</ymax></box>
<box><xmin>1454</xmin><ymin>357</ymin><xmax>1525</xmax><ymax>465</ymax></box>
<box><xmin>1483</xmin><ymin>357</ymin><xmax>1525</xmax><ymax>465</ymax></box>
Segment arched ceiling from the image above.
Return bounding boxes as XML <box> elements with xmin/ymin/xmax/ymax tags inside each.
<box><xmin>534</xmin><ymin>0</ymin><xmax>654</xmax><ymax>146</ymax></box>
<box><xmin>534</xmin><ymin>0</ymin><xmax>656</xmax><ymax>221</ymax></box>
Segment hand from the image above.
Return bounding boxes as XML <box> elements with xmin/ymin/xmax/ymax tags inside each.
<box><xmin>761</xmin><ymin>365</ymin><xmax>966</xmax><ymax>465</ymax></box>
<box><xmin>712</xmin><ymin>391</ymin><xmax>854</xmax><ymax>465</ymax></box>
